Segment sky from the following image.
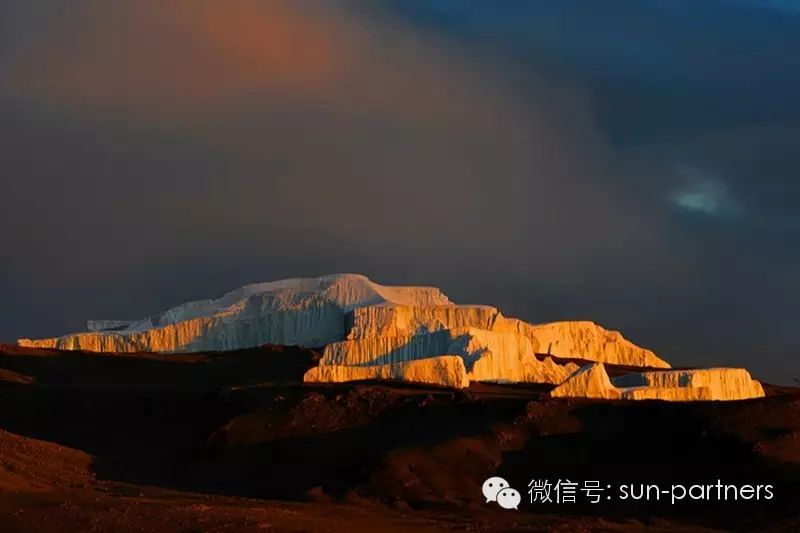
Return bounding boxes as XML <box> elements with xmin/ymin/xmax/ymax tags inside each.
<box><xmin>0</xmin><ymin>0</ymin><xmax>798</xmax><ymax>383</ymax></box>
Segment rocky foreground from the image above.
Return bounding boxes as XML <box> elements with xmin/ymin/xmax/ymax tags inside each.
<box><xmin>0</xmin><ymin>344</ymin><xmax>799</xmax><ymax>532</ymax></box>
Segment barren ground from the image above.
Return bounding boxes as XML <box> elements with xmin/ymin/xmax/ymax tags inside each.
<box><xmin>1</xmin><ymin>344</ymin><xmax>798</xmax><ymax>532</ymax></box>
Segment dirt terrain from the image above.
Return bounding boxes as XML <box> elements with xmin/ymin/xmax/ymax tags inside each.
<box><xmin>1</xmin><ymin>343</ymin><xmax>799</xmax><ymax>532</ymax></box>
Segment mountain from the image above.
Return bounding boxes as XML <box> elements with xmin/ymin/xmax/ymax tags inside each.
<box><xmin>17</xmin><ymin>274</ymin><xmax>669</xmax><ymax>387</ymax></box>
<box><xmin>19</xmin><ymin>274</ymin><xmax>453</xmax><ymax>352</ymax></box>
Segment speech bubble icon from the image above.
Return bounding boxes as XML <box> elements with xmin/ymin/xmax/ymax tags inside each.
<box><xmin>497</xmin><ymin>488</ymin><xmax>521</xmax><ymax>510</ymax></box>
<box><xmin>482</xmin><ymin>476</ymin><xmax>510</xmax><ymax>503</ymax></box>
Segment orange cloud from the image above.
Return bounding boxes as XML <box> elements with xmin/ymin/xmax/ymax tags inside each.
<box><xmin>3</xmin><ymin>0</ymin><xmax>514</xmax><ymax>124</ymax></box>
<box><xmin>4</xmin><ymin>0</ymin><xmax>353</xmax><ymax>115</ymax></box>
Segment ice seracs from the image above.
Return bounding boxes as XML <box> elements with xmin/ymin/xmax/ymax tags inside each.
<box><xmin>17</xmin><ymin>273</ymin><xmax>765</xmax><ymax>399</ymax></box>
<box><xmin>549</xmin><ymin>362</ymin><xmax>621</xmax><ymax>399</ymax></box>
<box><xmin>307</xmin><ymin>336</ymin><xmax>577</xmax><ymax>390</ymax></box>
<box><xmin>18</xmin><ymin>273</ymin><xmax>666</xmax><ymax>364</ymax></box>
<box><xmin>18</xmin><ymin>274</ymin><xmax>454</xmax><ymax>352</ymax></box>
<box><xmin>551</xmin><ymin>363</ymin><xmax>765</xmax><ymax>401</ymax></box>
<box><xmin>509</xmin><ymin>320</ymin><xmax>666</xmax><ymax>368</ymax></box>
<box><xmin>303</xmin><ymin>356</ymin><xmax>470</xmax><ymax>389</ymax></box>
<box><xmin>315</xmin><ymin>327</ymin><xmax>580</xmax><ymax>387</ymax></box>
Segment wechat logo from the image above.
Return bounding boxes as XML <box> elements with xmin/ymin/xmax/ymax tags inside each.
<box><xmin>482</xmin><ymin>476</ymin><xmax>521</xmax><ymax>510</ymax></box>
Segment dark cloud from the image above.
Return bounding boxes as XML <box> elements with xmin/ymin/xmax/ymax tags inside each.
<box><xmin>0</xmin><ymin>0</ymin><xmax>797</xmax><ymax>383</ymax></box>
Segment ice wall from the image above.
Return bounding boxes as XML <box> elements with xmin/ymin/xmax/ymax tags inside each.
<box><xmin>505</xmin><ymin>320</ymin><xmax>669</xmax><ymax>368</ymax></box>
<box><xmin>343</xmin><ymin>305</ymin><xmax>669</xmax><ymax>368</ymax></box>
<box><xmin>346</xmin><ymin>304</ymin><xmax>498</xmax><ymax>339</ymax></box>
<box><xmin>20</xmin><ymin>303</ymin><xmax>347</xmax><ymax>352</ymax></box>
<box><xmin>20</xmin><ymin>272</ymin><xmax>764</xmax><ymax>397</ymax></box>
<box><xmin>303</xmin><ymin>355</ymin><xmax>470</xmax><ymax>389</ymax></box>
<box><xmin>551</xmin><ymin>363</ymin><xmax>765</xmax><ymax>401</ymax></box>
<box><xmin>550</xmin><ymin>363</ymin><xmax>621</xmax><ymax>399</ymax></box>
<box><xmin>21</xmin><ymin>275</ymin><xmax>668</xmax><ymax>375</ymax></box>
<box><xmin>313</xmin><ymin>327</ymin><xmax>579</xmax><ymax>386</ymax></box>
<box><xmin>611</xmin><ymin>368</ymin><xmax>765</xmax><ymax>401</ymax></box>
<box><xmin>18</xmin><ymin>274</ymin><xmax>451</xmax><ymax>353</ymax></box>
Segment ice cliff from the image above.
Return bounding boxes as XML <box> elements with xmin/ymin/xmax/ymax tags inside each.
<box><xmin>18</xmin><ymin>273</ymin><xmax>665</xmax><ymax>363</ymax></box>
<box><xmin>316</xmin><ymin>327</ymin><xmax>580</xmax><ymax>386</ymax></box>
<box><xmin>17</xmin><ymin>273</ymin><xmax>764</xmax><ymax>398</ymax></box>
<box><xmin>550</xmin><ymin>363</ymin><xmax>765</xmax><ymax>401</ymax></box>
<box><xmin>303</xmin><ymin>356</ymin><xmax>470</xmax><ymax>389</ymax></box>
<box><xmin>18</xmin><ymin>274</ymin><xmax>453</xmax><ymax>352</ymax></box>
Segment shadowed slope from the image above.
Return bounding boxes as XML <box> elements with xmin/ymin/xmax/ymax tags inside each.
<box><xmin>0</xmin><ymin>344</ymin><xmax>798</xmax><ymax>531</ymax></box>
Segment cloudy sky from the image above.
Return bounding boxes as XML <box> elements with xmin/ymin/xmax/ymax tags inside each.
<box><xmin>1</xmin><ymin>0</ymin><xmax>798</xmax><ymax>383</ymax></box>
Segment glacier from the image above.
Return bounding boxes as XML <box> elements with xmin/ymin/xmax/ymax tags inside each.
<box><xmin>17</xmin><ymin>273</ymin><xmax>765</xmax><ymax>398</ymax></box>
<box><xmin>550</xmin><ymin>363</ymin><xmax>765</xmax><ymax>401</ymax></box>
<box><xmin>18</xmin><ymin>273</ymin><xmax>666</xmax><ymax>364</ymax></box>
<box><xmin>303</xmin><ymin>356</ymin><xmax>470</xmax><ymax>389</ymax></box>
<box><xmin>19</xmin><ymin>274</ymin><xmax>453</xmax><ymax>352</ymax></box>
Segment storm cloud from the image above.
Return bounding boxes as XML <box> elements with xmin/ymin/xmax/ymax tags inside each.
<box><xmin>1</xmin><ymin>0</ymin><xmax>797</xmax><ymax>383</ymax></box>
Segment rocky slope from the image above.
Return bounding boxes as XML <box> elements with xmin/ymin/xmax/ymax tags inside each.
<box><xmin>0</xmin><ymin>344</ymin><xmax>797</xmax><ymax>532</ymax></box>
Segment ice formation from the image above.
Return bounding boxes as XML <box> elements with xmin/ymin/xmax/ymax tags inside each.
<box><xmin>549</xmin><ymin>362</ymin><xmax>621</xmax><ymax>399</ymax></box>
<box><xmin>550</xmin><ymin>363</ymin><xmax>765</xmax><ymax>401</ymax></box>
<box><xmin>17</xmin><ymin>274</ymin><xmax>764</xmax><ymax>398</ymax></box>
<box><xmin>317</xmin><ymin>327</ymin><xmax>579</xmax><ymax>386</ymax></box>
<box><xmin>18</xmin><ymin>273</ymin><xmax>664</xmax><ymax>360</ymax></box>
<box><xmin>19</xmin><ymin>274</ymin><xmax>453</xmax><ymax>352</ymax></box>
<box><xmin>303</xmin><ymin>356</ymin><xmax>470</xmax><ymax>389</ymax></box>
